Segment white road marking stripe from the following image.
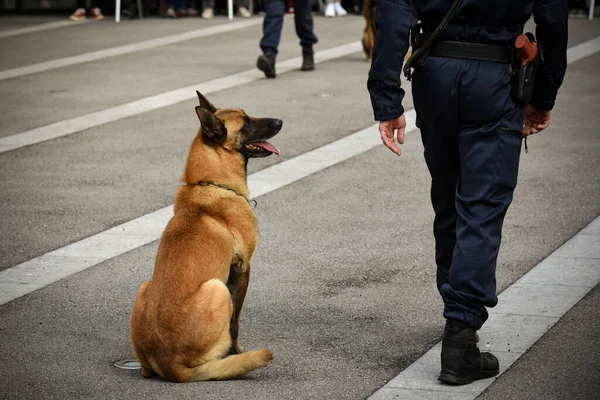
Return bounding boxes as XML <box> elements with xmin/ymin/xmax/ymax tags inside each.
<box><xmin>0</xmin><ymin>20</ymin><xmax>90</xmax><ymax>39</ymax></box>
<box><xmin>567</xmin><ymin>35</ymin><xmax>600</xmax><ymax>63</ymax></box>
<box><xmin>368</xmin><ymin>217</ymin><xmax>600</xmax><ymax>400</ymax></box>
<box><xmin>0</xmin><ymin>110</ymin><xmax>415</xmax><ymax>306</ymax></box>
<box><xmin>0</xmin><ymin>41</ymin><xmax>362</xmax><ymax>155</ymax></box>
<box><xmin>0</xmin><ymin>19</ymin><xmax>262</xmax><ymax>81</ymax></box>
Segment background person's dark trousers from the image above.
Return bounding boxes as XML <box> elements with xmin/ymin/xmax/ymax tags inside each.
<box><xmin>259</xmin><ymin>0</ymin><xmax>318</xmax><ymax>56</ymax></box>
<box><xmin>411</xmin><ymin>57</ymin><xmax>525</xmax><ymax>331</ymax></box>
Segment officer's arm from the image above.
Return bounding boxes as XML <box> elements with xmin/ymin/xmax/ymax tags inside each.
<box><xmin>367</xmin><ymin>0</ymin><xmax>417</xmax><ymax>121</ymax></box>
<box><xmin>531</xmin><ymin>0</ymin><xmax>569</xmax><ymax>111</ymax></box>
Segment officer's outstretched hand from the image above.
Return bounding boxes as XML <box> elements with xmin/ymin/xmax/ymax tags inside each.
<box><xmin>379</xmin><ymin>115</ymin><xmax>406</xmax><ymax>156</ymax></box>
<box><xmin>524</xmin><ymin>105</ymin><xmax>551</xmax><ymax>136</ymax></box>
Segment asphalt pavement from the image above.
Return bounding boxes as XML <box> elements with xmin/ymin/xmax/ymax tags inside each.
<box><xmin>0</xmin><ymin>12</ymin><xmax>598</xmax><ymax>400</ymax></box>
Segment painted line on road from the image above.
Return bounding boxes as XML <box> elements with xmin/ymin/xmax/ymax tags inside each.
<box><xmin>0</xmin><ymin>110</ymin><xmax>416</xmax><ymax>306</ymax></box>
<box><xmin>0</xmin><ymin>41</ymin><xmax>362</xmax><ymax>155</ymax></box>
<box><xmin>0</xmin><ymin>20</ymin><xmax>90</xmax><ymax>39</ymax></box>
<box><xmin>368</xmin><ymin>217</ymin><xmax>600</xmax><ymax>400</ymax></box>
<box><xmin>567</xmin><ymin>35</ymin><xmax>600</xmax><ymax>64</ymax></box>
<box><xmin>0</xmin><ymin>18</ymin><xmax>262</xmax><ymax>81</ymax></box>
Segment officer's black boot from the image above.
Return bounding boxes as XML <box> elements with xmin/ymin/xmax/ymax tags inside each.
<box><xmin>438</xmin><ymin>319</ymin><xmax>499</xmax><ymax>385</ymax></box>
<box><xmin>301</xmin><ymin>50</ymin><xmax>314</xmax><ymax>71</ymax></box>
<box><xmin>257</xmin><ymin>54</ymin><xmax>276</xmax><ymax>79</ymax></box>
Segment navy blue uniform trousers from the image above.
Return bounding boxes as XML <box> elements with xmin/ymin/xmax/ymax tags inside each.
<box><xmin>412</xmin><ymin>57</ymin><xmax>525</xmax><ymax>330</ymax></box>
<box><xmin>259</xmin><ymin>0</ymin><xmax>318</xmax><ymax>56</ymax></box>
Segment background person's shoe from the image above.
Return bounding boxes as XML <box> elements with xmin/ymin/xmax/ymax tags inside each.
<box><xmin>238</xmin><ymin>6</ymin><xmax>251</xmax><ymax>17</ymax></box>
<box><xmin>90</xmin><ymin>7</ymin><xmax>104</xmax><ymax>20</ymax></box>
<box><xmin>257</xmin><ymin>54</ymin><xmax>276</xmax><ymax>78</ymax></box>
<box><xmin>202</xmin><ymin>7</ymin><xmax>214</xmax><ymax>18</ymax></box>
<box><xmin>334</xmin><ymin>2</ymin><xmax>347</xmax><ymax>16</ymax></box>
<box><xmin>301</xmin><ymin>51</ymin><xmax>314</xmax><ymax>71</ymax></box>
<box><xmin>69</xmin><ymin>8</ymin><xmax>87</xmax><ymax>20</ymax></box>
<box><xmin>324</xmin><ymin>2</ymin><xmax>335</xmax><ymax>17</ymax></box>
<box><xmin>438</xmin><ymin>320</ymin><xmax>499</xmax><ymax>385</ymax></box>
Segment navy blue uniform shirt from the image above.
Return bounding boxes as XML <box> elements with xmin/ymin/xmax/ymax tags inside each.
<box><xmin>367</xmin><ymin>0</ymin><xmax>569</xmax><ymax>121</ymax></box>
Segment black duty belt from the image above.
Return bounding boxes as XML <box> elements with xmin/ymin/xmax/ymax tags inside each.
<box><xmin>429</xmin><ymin>40</ymin><xmax>514</xmax><ymax>64</ymax></box>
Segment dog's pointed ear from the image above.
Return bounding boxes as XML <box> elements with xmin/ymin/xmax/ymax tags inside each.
<box><xmin>195</xmin><ymin>106</ymin><xmax>226</xmax><ymax>144</ymax></box>
<box><xmin>196</xmin><ymin>90</ymin><xmax>217</xmax><ymax>113</ymax></box>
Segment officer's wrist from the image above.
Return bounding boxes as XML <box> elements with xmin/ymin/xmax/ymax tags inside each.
<box><xmin>374</xmin><ymin>106</ymin><xmax>404</xmax><ymax>122</ymax></box>
<box><xmin>529</xmin><ymin>97</ymin><xmax>555</xmax><ymax>111</ymax></box>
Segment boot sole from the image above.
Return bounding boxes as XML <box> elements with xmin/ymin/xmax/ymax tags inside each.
<box><xmin>438</xmin><ymin>367</ymin><xmax>499</xmax><ymax>385</ymax></box>
<box><xmin>257</xmin><ymin>57</ymin><xmax>276</xmax><ymax>78</ymax></box>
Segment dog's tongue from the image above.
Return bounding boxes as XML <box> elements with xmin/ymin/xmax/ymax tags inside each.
<box><xmin>253</xmin><ymin>141</ymin><xmax>280</xmax><ymax>155</ymax></box>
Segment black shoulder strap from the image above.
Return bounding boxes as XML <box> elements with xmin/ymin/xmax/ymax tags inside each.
<box><xmin>403</xmin><ymin>0</ymin><xmax>464</xmax><ymax>80</ymax></box>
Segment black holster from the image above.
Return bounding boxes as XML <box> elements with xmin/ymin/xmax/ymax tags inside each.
<box><xmin>511</xmin><ymin>33</ymin><xmax>544</xmax><ymax>105</ymax></box>
<box><xmin>409</xmin><ymin>23</ymin><xmax>431</xmax><ymax>68</ymax></box>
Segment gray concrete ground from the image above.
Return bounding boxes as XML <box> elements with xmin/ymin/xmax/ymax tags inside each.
<box><xmin>0</xmin><ymin>12</ymin><xmax>599</xmax><ymax>400</ymax></box>
<box><xmin>480</xmin><ymin>285</ymin><xmax>600</xmax><ymax>400</ymax></box>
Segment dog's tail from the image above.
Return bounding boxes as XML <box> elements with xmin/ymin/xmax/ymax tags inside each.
<box><xmin>362</xmin><ymin>0</ymin><xmax>375</xmax><ymax>22</ymax></box>
<box><xmin>362</xmin><ymin>0</ymin><xmax>377</xmax><ymax>60</ymax></box>
<box><xmin>185</xmin><ymin>349</ymin><xmax>273</xmax><ymax>381</ymax></box>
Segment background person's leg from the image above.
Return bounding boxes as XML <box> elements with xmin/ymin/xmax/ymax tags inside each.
<box><xmin>260</xmin><ymin>0</ymin><xmax>286</xmax><ymax>56</ymax></box>
<box><xmin>292</xmin><ymin>0</ymin><xmax>318</xmax><ymax>53</ymax></box>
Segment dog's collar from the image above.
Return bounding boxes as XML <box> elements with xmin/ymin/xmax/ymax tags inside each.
<box><xmin>184</xmin><ymin>181</ymin><xmax>257</xmax><ymax>209</ymax></box>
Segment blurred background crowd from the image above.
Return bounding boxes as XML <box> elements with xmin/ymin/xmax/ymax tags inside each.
<box><xmin>0</xmin><ymin>0</ymin><xmax>596</xmax><ymax>22</ymax></box>
<box><xmin>0</xmin><ymin>0</ymin><xmax>362</xmax><ymax>20</ymax></box>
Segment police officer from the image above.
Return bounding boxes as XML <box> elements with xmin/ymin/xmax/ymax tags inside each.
<box><xmin>367</xmin><ymin>0</ymin><xmax>568</xmax><ymax>385</ymax></box>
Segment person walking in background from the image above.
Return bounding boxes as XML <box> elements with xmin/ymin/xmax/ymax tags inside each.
<box><xmin>201</xmin><ymin>0</ymin><xmax>252</xmax><ymax>18</ymax></box>
<box><xmin>69</xmin><ymin>0</ymin><xmax>104</xmax><ymax>20</ymax></box>
<box><xmin>256</xmin><ymin>0</ymin><xmax>318</xmax><ymax>78</ymax></box>
<box><xmin>367</xmin><ymin>0</ymin><xmax>568</xmax><ymax>385</ymax></box>
<box><xmin>324</xmin><ymin>0</ymin><xmax>347</xmax><ymax>17</ymax></box>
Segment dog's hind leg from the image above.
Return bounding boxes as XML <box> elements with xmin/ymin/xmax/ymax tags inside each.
<box><xmin>176</xmin><ymin>278</ymin><xmax>271</xmax><ymax>382</ymax></box>
<box><xmin>131</xmin><ymin>280</ymin><xmax>158</xmax><ymax>378</ymax></box>
<box><xmin>226</xmin><ymin>257</ymin><xmax>249</xmax><ymax>355</ymax></box>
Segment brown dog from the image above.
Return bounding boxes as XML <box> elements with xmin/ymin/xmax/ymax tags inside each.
<box><xmin>362</xmin><ymin>0</ymin><xmax>376</xmax><ymax>60</ymax></box>
<box><xmin>130</xmin><ymin>91</ymin><xmax>282</xmax><ymax>382</ymax></box>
